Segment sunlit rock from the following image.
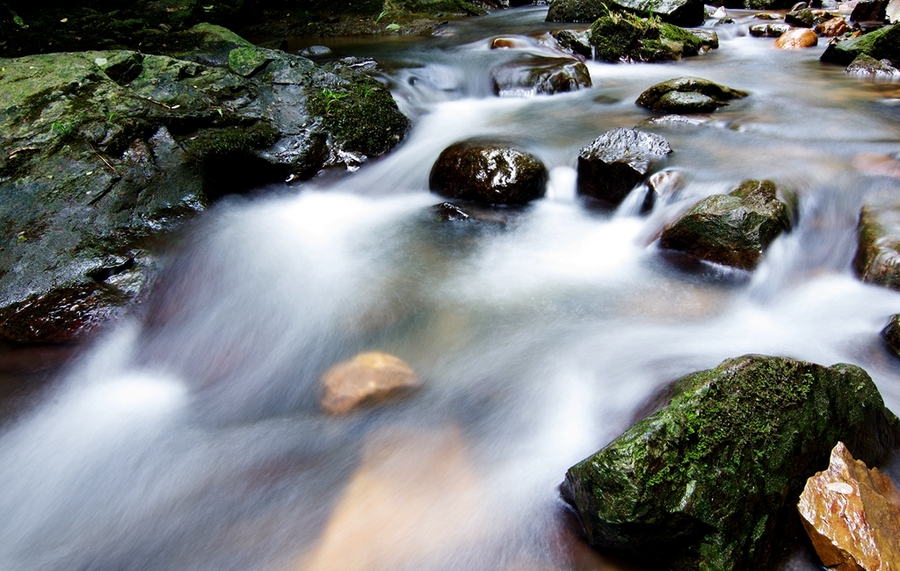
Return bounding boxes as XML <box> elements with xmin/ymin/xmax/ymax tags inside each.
<box><xmin>561</xmin><ymin>354</ymin><xmax>900</xmax><ymax>571</ymax></box>
<box><xmin>491</xmin><ymin>36</ymin><xmax>532</xmax><ymax>49</ymax></box>
<box><xmin>546</xmin><ymin>0</ymin><xmax>706</xmax><ymax>27</ymax></box>
<box><xmin>430</xmin><ymin>141</ymin><xmax>548</xmax><ymax>205</ymax></box>
<box><xmin>816</xmin><ymin>16</ymin><xmax>852</xmax><ymax>36</ymax></box>
<box><xmin>636</xmin><ymin>76</ymin><xmax>749</xmax><ymax>113</ymax></box>
<box><xmin>798</xmin><ymin>441</ymin><xmax>900</xmax><ymax>571</ymax></box>
<box><xmin>576</xmin><ymin>128</ymin><xmax>672</xmax><ymax>209</ymax></box>
<box><xmin>659</xmin><ymin>179</ymin><xmax>791</xmax><ymax>270</ymax></box>
<box><xmin>320</xmin><ymin>351</ymin><xmax>421</xmax><ymax>414</ymax></box>
<box><xmin>775</xmin><ymin>28</ymin><xmax>819</xmax><ymax>48</ymax></box>
<box><xmin>854</xmin><ymin>204</ymin><xmax>900</xmax><ymax>291</ymax></box>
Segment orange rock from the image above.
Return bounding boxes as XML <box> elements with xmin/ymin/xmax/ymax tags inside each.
<box><xmin>775</xmin><ymin>28</ymin><xmax>819</xmax><ymax>49</ymax></box>
<box><xmin>320</xmin><ymin>351</ymin><xmax>420</xmax><ymax>414</ymax></box>
<box><xmin>797</xmin><ymin>441</ymin><xmax>900</xmax><ymax>571</ymax></box>
<box><xmin>491</xmin><ymin>36</ymin><xmax>531</xmax><ymax>49</ymax></box>
<box><xmin>815</xmin><ymin>17</ymin><xmax>851</xmax><ymax>36</ymax></box>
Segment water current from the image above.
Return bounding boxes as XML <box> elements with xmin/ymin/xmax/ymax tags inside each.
<box><xmin>2</xmin><ymin>6</ymin><xmax>900</xmax><ymax>571</ymax></box>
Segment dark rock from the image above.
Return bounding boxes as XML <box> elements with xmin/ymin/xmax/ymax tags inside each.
<box><xmin>854</xmin><ymin>204</ymin><xmax>900</xmax><ymax>291</ymax></box>
<box><xmin>576</xmin><ymin>128</ymin><xmax>672</xmax><ymax>209</ymax></box>
<box><xmin>821</xmin><ymin>22</ymin><xmax>900</xmax><ymax>66</ymax></box>
<box><xmin>429</xmin><ymin>141</ymin><xmax>548</xmax><ymax>205</ymax></box>
<box><xmin>785</xmin><ymin>7</ymin><xmax>833</xmax><ymax>27</ymax></box>
<box><xmin>491</xmin><ymin>56</ymin><xmax>592</xmax><ymax>96</ymax></box>
<box><xmin>552</xmin><ymin>29</ymin><xmax>593</xmax><ymax>58</ymax></box>
<box><xmin>882</xmin><ymin>314</ymin><xmax>900</xmax><ymax>357</ymax></box>
<box><xmin>636</xmin><ymin>76</ymin><xmax>749</xmax><ymax>113</ymax></box>
<box><xmin>560</xmin><ymin>354</ymin><xmax>900</xmax><ymax>571</ymax></box>
<box><xmin>846</xmin><ymin>53</ymin><xmax>900</xmax><ymax>75</ymax></box>
<box><xmin>546</xmin><ymin>0</ymin><xmax>706</xmax><ymax>27</ymax></box>
<box><xmin>432</xmin><ymin>202</ymin><xmax>474</xmax><ymax>222</ymax></box>
<box><xmin>659</xmin><ymin>179</ymin><xmax>791</xmax><ymax>270</ymax></box>
<box><xmin>589</xmin><ymin>13</ymin><xmax>711</xmax><ymax>63</ymax></box>
<box><xmin>749</xmin><ymin>22</ymin><xmax>793</xmax><ymax>36</ymax></box>
<box><xmin>300</xmin><ymin>45</ymin><xmax>334</xmax><ymax>57</ymax></box>
<box><xmin>851</xmin><ymin>0</ymin><xmax>889</xmax><ymax>25</ymax></box>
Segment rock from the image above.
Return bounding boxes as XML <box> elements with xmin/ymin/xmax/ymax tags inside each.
<box><xmin>589</xmin><ymin>13</ymin><xmax>711</xmax><ymax>62</ymax></box>
<box><xmin>546</xmin><ymin>0</ymin><xmax>707</xmax><ymax>26</ymax></box>
<box><xmin>659</xmin><ymin>179</ymin><xmax>791</xmax><ymax>270</ymax></box>
<box><xmin>882</xmin><ymin>314</ymin><xmax>900</xmax><ymax>357</ymax></box>
<box><xmin>490</xmin><ymin>36</ymin><xmax>533</xmax><ymax>49</ymax></box>
<box><xmin>821</xmin><ymin>21</ymin><xmax>900</xmax><ymax>66</ymax></box>
<box><xmin>851</xmin><ymin>0</ymin><xmax>889</xmax><ymax>24</ymax></box>
<box><xmin>693</xmin><ymin>29</ymin><xmax>721</xmax><ymax>49</ymax></box>
<box><xmin>755</xmin><ymin>12</ymin><xmax>782</xmax><ymax>19</ymax></box>
<box><xmin>786</xmin><ymin>7</ymin><xmax>834</xmax><ymax>26</ymax></box>
<box><xmin>853</xmin><ymin>204</ymin><xmax>900</xmax><ymax>291</ymax></box>
<box><xmin>576</xmin><ymin>128</ymin><xmax>672</xmax><ymax>209</ymax></box>
<box><xmin>429</xmin><ymin>141</ymin><xmax>548</xmax><ymax>205</ymax></box>
<box><xmin>433</xmin><ymin>202</ymin><xmax>475</xmax><ymax>222</ymax></box>
<box><xmin>560</xmin><ymin>354</ymin><xmax>900</xmax><ymax>571</ymax></box>
<box><xmin>889</xmin><ymin>0</ymin><xmax>900</xmax><ymax>22</ymax></box>
<box><xmin>636</xmin><ymin>76</ymin><xmax>749</xmax><ymax>113</ymax></box>
<box><xmin>720</xmin><ymin>0</ymin><xmax>798</xmax><ymax>10</ymax></box>
<box><xmin>0</xmin><ymin>25</ymin><xmax>410</xmax><ymax>343</ymax></box>
<box><xmin>846</xmin><ymin>52</ymin><xmax>900</xmax><ymax>74</ymax></box>
<box><xmin>775</xmin><ymin>28</ymin><xmax>820</xmax><ymax>48</ymax></box>
<box><xmin>816</xmin><ymin>16</ymin><xmax>853</xmax><ymax>35</ymax></box>
<box><xmin>750</xmin><ymin>23</ymin><xmax>793</xmax><ymax>36</ymax></box>
<box><xmin>643</xmin><ymin>170</ymin><xmax>686</xmax><ymax>211</ymax></box>
<box><xmin>552</xmin><ymin>29</ymin><xmax>594</xmax><ymax>58</ymax></box>
<box><xmin>491</xmin><ymin>56</ymin><xmax>592</xmax><ymax>96</ymax></box>
<box><xmin>713</xmin><ymin>6</ymin><xmax>729</xmax><ymax>17</ymax></box>
<box><xmin>320</xmin><ymin>352</ymin><xmax>421</xmax><ymax>414</ymax></box>
<box><xmin>300</xmin><ymin>45</ymin><xmax>333</xmax><ymax>57</ymax></box>
<box><xmin>798</xmin><ymin>442</ymin><xmax>900</xmax><ymax>571</ymax></box>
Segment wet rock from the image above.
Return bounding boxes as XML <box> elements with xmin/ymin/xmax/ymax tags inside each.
<box><xmin>786</xmin><ymin>7</ymin><xmax>834</xmax><ymax>26</ymax></box>
<box><xmin>821</xmin><ymin>21</ymin><xmax>900</xmax><ymax>66</ymax></box>
<box><xmin>853</xmin><ymin>204</ymin><xmax>900</xmax><ymax>291</ymax></box>
<box><xmin>430</xmin><ymin>141</ymin><xmax>548</xmax><ymax>205</ymax></box>
<box><xmin>659</xmin><ymin>179</ymin><xmax>791</xmax><ymax>270</ymax></box>
<box><xmin>846</xmin><ymin>53</ymin><xmax>900</xmax><ymax>74</ymax></box>
<box><xmin>560</xmin><ymin>354</ymin><xmax>900</xmax><ymax>571</ymax></box>
<box><xmin>636</xmin><ymin>76</ymin><xmax>749</xmax><ymax>113</ymax></box>
<box><xmin>755</xmin><ymin>12</ymin><xmax>783</xmax><ymax>19</ymax></box>
<box><xmin>643</xmin><ymin>170</ymin><xmax>686</xmax><ymax>211</ymax></box>
<box><xmin>798</xmin><ymin>442</ymin><xmax>900</xmax><ymax>571</ymax></box>
<box><xmin>552</xmin><ymin>29</ymin><xmax>593</xmax><ymax>58</ymax></box>
<box><xmin>882</xmin><ymin>314</ymin><xmax>900</xmax><ymax>357</ymax></box>
<box><xmin>750</xmin><ymin>22</ymin><xmax>793</xmax><ymax>36</ymax></box>
<box><xmin>589</xmin><ymin>13</ymin><xmax>711</xmax><ymax>62</ymax></box>
<box><xmin>490</xmin><ymin>36</ymin><xmax>533</xmax><ymax>49</ymax></box>
<box><xmin>693</xmin><ymin>29</ymin><xmax>721</xmax><ymax>49</ymax></box>
<box><xmin>491</xmin><ymin>56</ymin><xmax>592</xmax><ymax>96</ymax></box>
<box><xmin>300</xmin><ymin>45</ymin><xmax>333</xmax><ymax>57</ymax></box>
<box><xmin>775</xmin><ymin>28</ymin><xmax>820</xmax><ymax>48</ymax></box>
<box><xmin>576</xmin><ymin>128</ymin><xmax>672</xmax><ymax>209</ymax></box>
<box><xmin>851</xmin><ymin>0</ymin><xmax>889</xmax><ymax>24</ymax></box>
<box><xmin>816</xmin><ymin>16</ymin><xmax>852</xmax><ymax>35</ymax></box>
<box><xmin>320</xmin><ymin>352</ymin><xmax>421</xmax><ymax>414</ymax></box>
<box><xmin>433</xmin><ymin>202</ymin><xmax>475</xmax><ymax>222</ymax></box>
<box><xmin>546</xmin><ymin>0</ymin><xmax>706</xmax><ymax>26</ymax></box>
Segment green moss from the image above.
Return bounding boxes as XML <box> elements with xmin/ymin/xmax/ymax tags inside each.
<box><xmin>589</xmin><ymin>12</ymin><xmax>703</xmax><ymax>62</ymax></box>
<box><xmin>183</xmin><ymin>122</ymin><xmax>280</xmax><ymax>161</ymax></box>
<box><xmin>659</xmin><ymin>22</ymin><xmax>703</xmax><ymax>56</ymax></box>
<box><xmin>227</xmin><ymin>47</ymin><xmax>272</xmax><ymax>77</ymax></box>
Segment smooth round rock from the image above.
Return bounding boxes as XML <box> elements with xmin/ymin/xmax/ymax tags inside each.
<box><xmin>775</xmin><ymin>28</ymin><xmax>819</xmax><ymax>48</ymax></box>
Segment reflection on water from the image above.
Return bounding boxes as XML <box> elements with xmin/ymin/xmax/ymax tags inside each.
<box><xmin>2</xmin><ymin>7</ymin><xmax>900</xmax><ymax>571</ymax></box>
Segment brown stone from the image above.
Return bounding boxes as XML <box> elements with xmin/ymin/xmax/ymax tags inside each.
<box><xmin>320</xmin><ymin>351</ymin><xmax>421</xmax><ymax>414</ymax></box>
<box><xmin>815</xmin><ymin>17</ymin><xmax>852</xmax><ymax>36</ymax></box>
<box><xmin>491</xmin><ymin>37</ymin><xmax>532</xmax><ymax>49</ymax></box>
<box><xmin>798</xmin><ymin>441</ymin><xmax>900</xmax><ymax>571</ymax></box>
<box><xmin>775</xmin><ymin>28</ymin><xmax>819</xmax><ymax>48</ymax></box>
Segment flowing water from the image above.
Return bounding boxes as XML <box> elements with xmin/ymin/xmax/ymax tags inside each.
<box><xmin>3</xmin><ymin>6</ymin><xmax>900</xmax><ymax>571</ymax></box>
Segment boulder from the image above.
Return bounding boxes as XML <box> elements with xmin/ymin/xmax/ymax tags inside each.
<box><xmin>551</xmin><ymin>29</ymin><xmax>593</xmax><ymax>58</ymax></box>
<box><xmin>846</xmin><ymin>53</ymin><xmax>900</xmax><ymax>75</ymax></box>
<box><xmin>588</xmin><ymin>13</ymin><xmax>711</xmax><ymax>63</ymax></box>
<box><xmin>636</xmin><ymin>76</ymin><xmax>749</xmax><ymax>113</ymax></box>
<box><xmin>854</xmin><ymin>204</ymin><xmax>900</xmax><ymax>291</ymax></box>
<box><xmin>659</xmin><ymin>179</ymin><xmax>791</xmax><ymax>270</ymax></box>
<box><xmin>576</xmin><ymin>128</ymin><xmax>672</xmax><ymax>209</ymax></box>
<box><xmin>785</xmin><ymin>7</ymin><xmax>833</xmax><ymax>27</ymax></box>
<box><xmin>821</xmin><ymin>22</ymin><xmax>900</xmax><ymax>66</ymax></box>
<box><xmin>0</xmin><ymin>25</ymin><xmax>410</xmax><ymax>343</ymax></box>
<box><xmin>561</xmin><ymin>354</ymin><xmax>900</xmax><ymax>571</ymax></box>
<box><xmin>850</xmin><ymin>0</ymin><xmax>889</xmax><ymax>25</ymax></box>
<box><xmin>775</xmin><ymin>28</ymin><xmax>820</xmax><ymax>48</ymax></box>
<box><xmin>815</xmin><ymin>16</ymin><xmax>852</xmax><ymax>36</ymax></box>
<box><xmin>546</xmin><ymin>0</ymin><xmax>706</xmax><ymax>26</ymax></box>
<box><xmin>798</xmin><ymin>442</ymin><xmax>900</xmax><ymax>571</ymax></box>
<box><xmin>491</xmin><ymin>56</ymin><xmax>592</xmax><ymax>96</ymax></box>
<box><xmin>882</xmin><ymin>314</ymin><xmax>900</xmax><ymax>357</ymax></box>
<box><xmin>320</xmin><ymin>352</ymin><xmax>421</xmax><ymax>414</ymax></box>
<box><xmin>750</xmin><ymin>22</ymin><xmax>792</xmax><ymax>36</ymax></box>
<box><xmin>429</xmin><ymin>141</ymin><xmax>548</xmax><ymax>205</ymax></box>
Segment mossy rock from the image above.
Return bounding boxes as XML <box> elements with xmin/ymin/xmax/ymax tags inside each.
<box><xmin>659</xmin><ymin>179</ymin><xmax>791</xmax><ymax>270</ymax></box>
<box><xmin>853</xmin><ymin>204</ymin><xmax>900</xmax><ymax>291</ymax></box>
<box><xmin>547</xmin><ymin>0</ymin><xmax>706</xmax><ymax>26</ymax></box>
<box><xmin>589</xmin><ymin>13</ymin><xmax>709</xmax><ymax>63</ymax></box>
<box><xmin>820</xmin><ymin>22</ymin><xmax>900</xmax><ymax>67</ymax></box>
<box><xmin>561</xmin><ymin>354</ymin><xmax>900</xmax><ymax>571</ymax></box>
<box><xmin>637</xmin><ymin>76</ymin><xmax>749</xmax><ymax>113</ymax></box>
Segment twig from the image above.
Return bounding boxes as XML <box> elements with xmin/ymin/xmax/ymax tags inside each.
<box><xmin>88</xmin><ymin>143</ymin><xmax>118</xmax><ymax>175</ymax></box>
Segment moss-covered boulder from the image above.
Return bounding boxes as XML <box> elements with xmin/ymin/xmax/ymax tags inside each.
<box><xmin>429</xmin><ymin>141</ymin><xmax>548</xmax><ymax>205</ymax></box>
<box><xmin>0</xmin><ymin>24</ymin><xmax>409</xmax><ymax>343</ymax></box>
<box><xmin>561</xmin><ymin>354</ymin><xmax>900</xmax><ymax>571</ymax></box>
<box><xmin>853</xmin><ymin>204</ymin><xmax>900</xmax><ymax>291</ymax></box>
<box><xmin>821</xmin><ymin>22</ymin><xmax>900</xmax><ymax>67</ymax></box>
<box><xmin>589</xmin><ymin>13</ymin><xmax>711</xmax><ymax>63</ymax></box>
<box><xmin>637</xmin><ymin>76</ymin><xmax>749</xmax><ymax>113</ymax></box>
<box><xmin>546</xmin><ymin>0</ymin><xmax>706</xmax><ymax>27</ymax></box>
<box><xmin>659</xmin><ymin>180</ymin><xmax>791</xmax><ymax>270</ymax></box>
<box><xmin>846</xmin><ymin>53</ymin><xmax>900</xmax><ymax>77</ymax></box>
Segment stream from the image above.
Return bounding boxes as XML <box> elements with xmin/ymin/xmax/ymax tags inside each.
<box><xmin>2</xmin><ymin>6</ymin><xmax>900</xmax><ymax>571</ymax></box>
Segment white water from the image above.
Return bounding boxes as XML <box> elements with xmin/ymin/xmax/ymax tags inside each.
<box><xmin>3</xmin><ymin>7</ymin><xmax>900</xmax><ymax>571</ymax></box>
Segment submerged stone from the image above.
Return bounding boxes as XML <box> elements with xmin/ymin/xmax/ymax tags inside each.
<box><xmin>561</xmin><ymin>354</ymin><xmax>900</xmax><ymax>571</ymax></box>
<box><xmin>798</xmin><ymin>442</ymin><xmax>900</xmax><ymax>571</ymax></box>
<box><xmin>636</xmin><ymin>76</ymin><xmax>749</xmax><ymax>113</ymax></box>
<box><xmin>320</xmin><ymin>352</ymin><xmax>421</xmax><ymax>414</ymax></box>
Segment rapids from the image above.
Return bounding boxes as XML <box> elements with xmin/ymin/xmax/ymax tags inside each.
<box><xmin>2</xmin><ymin>6</ymin><xmax>900</xmax><ymax>571</ymax></box>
